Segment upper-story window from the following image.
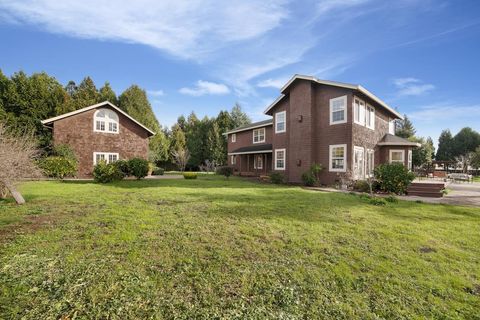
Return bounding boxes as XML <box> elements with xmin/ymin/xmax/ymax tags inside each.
<box><xmin>275</xmin><ymin>111</ymin><xmax>286</xmax><ymax>133</ymax></box>
<box><xmin>231</xmin><ymin>133</ymin><xmax>236</xmax><ymax>143</ymax></box>
<box><xmin>253</xmin><ymin>128</ymin><xmax>265</xmax><ymax>143</ymax></box>
<box><xmin>366</xmin><ymin>105</ymin><xmax>375</xmax><ymax>129</ymax></box>
<box><xmin>389</xmin><ymin>119</ymin><xmax>395</xmax><ymax>135</ymax></box>
<box><xmin>354</xmin><ymin>98</ymin><xmax>366</xmax><ymax>126</ymax></box>
<box><xmin>94</xmin><ymin>108</ymin><xmax>119</xmax><ymax>134</ymax></box>
<box><xmin>330</xmin><ymin>96</ymin><xmax>347</xmax><ymax>125</ymax></box>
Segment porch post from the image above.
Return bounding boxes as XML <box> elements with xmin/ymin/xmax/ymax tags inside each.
<box><xmin>247</xmin><ymin>154</ymin><xmax>250</xmax><ymax>173</ymax></box>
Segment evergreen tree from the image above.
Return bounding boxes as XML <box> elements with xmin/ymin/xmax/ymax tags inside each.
<box><xmin>396</xmin><ymin>114</ymin><xmax>416</xmax><ymax>139</ymax></box>
<box><xmin>436</xmin><ymin>129</ymin><xmax>454</xmax><ymax>161</ymax></box>
<box><xmin>65</xmin><ymin>80</ymin><xmax>77</xmax><ymax>97</ymax></box>
<box><xmin>184</xmin><ymin>112</ymin><xmax>203</xmax><ymax>168</ymax></box>
<box><xmin>215</xmin><ymin>110</ymin><xmax>234</xmax><ymax>164</ymax></box>
<box><xmin>206</xmin><ymin>122</ymin><xmax>224</xmax><ymax>164</ymax></box>
<box><xmin>99</xmin><ymin>82</ymin><xmax>118</xmax><ymax>104</ymax></box>
<box><xmin>149</xmin><ymin>130</ymin><xmax>170</xmax><ymax>163</ymax></box>
<box><xmin>74</xmin><ymin>76</ymin><xmax>100</xmax><ymax>109</ymax></box>
<box><xmin>118</xmin><ymin>85</ymin><xmax>160</xmax><ymax>132</ymax></box>
<box><xmin>177</xmin><ymin>115</ymin><xmax>186</xmax><ymax>131</ymax></box>
<box><xmin>169</xmin><ymin>123</ymin><xmax>186</xmax><ymax>154</ymax></box>
<box><xmin>230</xmin><ymin>103</ymin><xmax>251</xmax><ymax>128</ymax></box>
<box><xmin>452</xmin><ymin>127</ymin><xmax>480</xmax><ymax>158</ymax></box>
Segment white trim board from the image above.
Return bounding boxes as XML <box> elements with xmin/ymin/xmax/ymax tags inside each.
<box><xmin>228</xmin><ymin>150</ymin><xmax>272</xmax><ymax>155</ymax></box>
<box><xmin>42</xmin><ymin>101</ymin><xmax>155</xmax><ymax>136</ymax></box>
<box><xmin>263</xmin><ymin>74</ymin><xmax>404</xmax><ymax>120</ymax></box>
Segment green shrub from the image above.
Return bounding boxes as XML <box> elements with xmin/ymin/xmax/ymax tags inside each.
<box><xmin>374</xmin><ymin>163</ymin><xmax>415</xmax><ymax>195</ymax></box>
<box><xmin>53</xmin><ymin>144</ymin><xmax>77</xmax><ymax>161</ymax></box>
<box><xmin>93</xmin><ymin>161</ymin><xmax>124</xmax><ymax>183</ymax></box>
<box><xmin>369</xmin><ymin>197</ymin><xmax>387</xmax><ymax>206</ymax></box>
<box><xmin>216</xmin><ymin>166</ymin><xmax>234</xmax><ymax>179</ymax></box>
<box><xmin>359</xmin><ymin>193</ymin><xmax>372</xmax><ymax>201</ymax></box>
<box><xmin>127</xmin><ymin>158</ymin><xmax>149</xmax><ymax>179</ymax></box>
<box><xmin>113</xmin><ymin>159</ymin><xmax>130</xmax><ymax>177</ymax></box>
<box><xmin>152</xmin><ymin>167</ymin><xmax>165</xmax><ymax>175</ymax></box>
<box><xmin>269</xmin><ymin>172</ymin><xmax>284</xmax><ymax>184</ymax></box>
<box><xmin>353</xmin><ymin>180</ymin><xmax>371</xmax><ymax>193</ymax></box>
<box><xmin>183</xmin><ymin>172</ymin><xmax>198</xmax><ymax>179</ymax></box>
<box><xmin>385</xmin><ymin>195</ymin><xmax>398</xmax><ymax>203</ymax></box>
<box><xmin>301</xmin><ymin>163</ymin><xmax>323</xmax><ymax>186</ymax></box>
<box><xmin>39</xmin><ymin>156</ymin><xmax>77</xmax><ymax>179</ymax></box>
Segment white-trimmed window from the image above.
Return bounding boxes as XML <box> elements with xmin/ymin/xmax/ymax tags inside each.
<box><xmin>231</xmin><ymin>155</ymin><xmax>236</xmax><ymax>165</ymax></box>
<box><xmin>94</xmin><ymin>108</ymin><xmax>119</xmax><ymax>134</ymax></box>
<box><xmin>366</xmin><ymin>105</ymin><xmax>375</xmax><ymax>129</ymax></box>
<box><xmin>275</xmin><ymin>111</ymin><xmax>286</xmax><ymax>133</ymax></box>
<box><xmin>275</xmin><ymin>149</ymin><xmax>286</xmax><ymax>170</ymax></box>
<box><xmin>231</xmin><ymin>133</ymin><xmax>236</xmax><ymax>143</ymax></box>
<box><xmin>329</xmin><ymin>96</ymin><xmax>347</xmax><ymax>125</ymax></box>
<box><xmin>389</xmin><ymin>119</ymin><xmax>395</xmax><ymax>135</ymax></box>
<box><xmin>389</xmin><ymin>150</ymin><xmax>405</xmax><ymax>164</ymax></box>
<box><xmin>366</xmin><ymin>149</ymin><xmax>374</xmax><ymax>177</ymax></box>
<box><xmin>254</xmin><ymin>155</ymin><xmax>263</xmax><ymax>169</ymax></box>
<box><xmin>94</xmin><ymin>152</ymin><xmax>119</xmax><ymax>165</ymax></box>
<box><xmin>329</xmin><ymin>144</ymin><xmax>347</xmax><ymax>172</ymax></box>
<box><xmin>253</xmin><ymin>128</ymin><xmax>266</xmax><ymax>143</ymax></box>
<box><xmin>354</xmin><ymin>98</ymin><xmax>366</xmax><ymax>125</ymax></box>
<box><xmin>353</xmin><ymin>146</ymin><xmax>365</xmax><ymax>180</ymax></box>
<box><xmin>408</xmin><ymin>150</ymin><xmax>413</xmax><ymax>171</ymax></box>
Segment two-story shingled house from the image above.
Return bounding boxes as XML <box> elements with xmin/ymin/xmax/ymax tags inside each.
<box><xmin>42</xmin><ymin>101</ymin><xmax>155</xmax><ymax>177</ymax></box>
<box><xmin>226</xmin><ymin>75</ymin><xmax>419</xmax><ymax>184</ymax></box>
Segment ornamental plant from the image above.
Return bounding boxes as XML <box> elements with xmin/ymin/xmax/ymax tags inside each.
<box><xmin>374</xmin><ymin>163</ymin><xmax>415</xmax><ymax>195</ymax></box>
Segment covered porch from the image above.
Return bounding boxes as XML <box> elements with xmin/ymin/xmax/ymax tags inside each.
<box><xmin>228</xmin><ymin>144</ymin><xmax>273</xmax><ymax>177</ymax></box>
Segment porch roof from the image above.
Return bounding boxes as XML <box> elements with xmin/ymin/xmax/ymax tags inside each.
<box><xmin>228</xmin><ymin>144</ymin><xmax>272</xmax><ymax>155</ymax></box>
<box><xmin>377</xmin><ymin>134</ymin><xmax>421</xmax><ymax>147</ymax></box>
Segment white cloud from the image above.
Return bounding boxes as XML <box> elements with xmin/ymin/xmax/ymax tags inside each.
<box><xmin>257</xmin><ymin>77</ymin><xmax>290</xmax><ymax>89</ymax></box>
<box><xmin>147</xmin><ymin>90</ymin><xmax>165</xmax><ymax>97</ymax></box>
<box><xmin>0</xmin><ymin>0</ymin><xmax>288</xmax><ymax>59</ymax></box>
<box><xmin>179</xmin><ymin>80</ymin><xmax>230</xmax><ymax>96</ymax></box>
<box><xmin>393</xmin><ymin>77</ymin><xmax>435</xmax><ymax>96</ymax></box>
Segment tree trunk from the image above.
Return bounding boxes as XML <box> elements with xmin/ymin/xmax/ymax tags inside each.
<box><xmin>0</xmin><ymin>182</ymin><xmax>8</xmax><ymax>199</ymax></box>
<box><xmin>3</xmin><ymin>181</ymin><xmax>25</xmax><ymax>205</ymax></box>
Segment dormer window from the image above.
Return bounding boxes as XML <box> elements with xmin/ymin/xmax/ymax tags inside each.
<box><xmin>94</xmin><ymin>108</ymin><xmax>119</xmax><ymax>133</ymax></box>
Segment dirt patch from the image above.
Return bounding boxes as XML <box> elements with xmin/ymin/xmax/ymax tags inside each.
<box><xmin>0</xmin><ymin>214</ymin><xmax>58</xmax><ymax>244</ymax></box>
<box><xmin>419</xmin><ymin>246</ymin><xmax>437</xmax><ymax>253</ymax></box>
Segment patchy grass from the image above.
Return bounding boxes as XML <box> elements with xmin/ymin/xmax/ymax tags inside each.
<box><xmin>473</xmin><ymin>176</ymin><xmax>480</xmax><ymax>182</ymax></box>
<box><xmin>0</xmin><ymin>176</ymin><xmax>479</xmax><ymax>319</ymax></box>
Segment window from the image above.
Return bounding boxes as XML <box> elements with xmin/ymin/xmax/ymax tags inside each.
<box><xmin>94</xmin><ymin>108</ymin><xmax>119</xmax><ymax>133</ymax></box>
<box><xmin>329</xmin><ymin>144</ymin><xmax>347</xmax><ymax>172</ymax></box>
<box><xmin>93</xmin><ymin>152</ymin><xmax>119</xmax><ymax>165</ymax></box>
<box><xmin>231</xmin><ymin>155</ymin><xmax>236</xmax><ymax>165</ymax></box>
<box><xmin>354</xmin><ymin>98</ymin><xmax>365</xmax><ymax>125</ymax></box>
<box><xmin>254</xmin><ymin>155</ymin><xmax>263</xmax><ymax>169</ymax></box>
<box><xmin>366</xmin><ymin>105</ymin><xmax>375</xmax><ymax>129</ymax></box>
<box><xmin>408</xmin><ymin>150</ymin><xmax>412</xmax><ymax>171</ymax></box>
<box><xmin>231</xmin><ymin>134</ymin><xmax>236</xmax><ymax>143</ymax></box>
<box><xmin>275</xmin><ymin>149</ymin><xmax>286</xmax><ymax>170</ymax></box>
<box><xmin>253</xmin><ymin>128</ymin><xmax>266</xmax><ymax>143</ymax></box>
<box><xmin>330</xmin><ymin>96</ymin><xmax>347</xmax><ymax>125</ymax></box>
<box><xmin>353</xmin><ymin>146</ymin><xmax>364</xmax><ymax>179</ymax></box>
<box><xmin>389</xmin><ymin>150</ymin><xmax>405</xmax><ymax>164</ymax></box>
<box><xmin>275</xmin><ymin>111</ymin><xmax>286</xmax><ymax>133</ymax></box>
<box><xmin>366</xmin><ymin>149</ymin><xmax>374</xmax><ymax>177</ymax></box>
<box><xmin>389</xmin><ymin>119</ymin><xmax>395</xmax><ymax>135</ymax></box>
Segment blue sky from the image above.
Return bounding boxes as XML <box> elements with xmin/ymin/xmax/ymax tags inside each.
<box><xmin>0</xmin><ymin>0</ymin><xmax>479</xmax><ymax>145</ymax></box>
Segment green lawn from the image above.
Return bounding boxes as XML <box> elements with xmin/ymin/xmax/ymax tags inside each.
<box><xmin>1</xmin><ymin>176</ymin><xmax>479</xmax><ymax>319</ymax></box>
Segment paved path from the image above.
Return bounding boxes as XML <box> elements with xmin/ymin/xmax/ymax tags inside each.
<box><xmin>307</xmin><ymin>182</ymin><xmax>480</xmax><ymax>207</ymax></box>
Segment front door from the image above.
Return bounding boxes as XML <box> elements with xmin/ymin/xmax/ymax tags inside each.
<box><xmin>353</xmin><ymin>146</ymin><xmax>365</xmax><ymax>180</ymax></box>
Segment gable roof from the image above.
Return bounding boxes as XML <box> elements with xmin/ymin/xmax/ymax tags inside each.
<box><xmin>377</xmin><ymin>134</ymin><xmax>421</xmax><ymax>147</ymax></box>
<box><xmin>264</xmin><ymin>74</ymin><xmax>404</xmax><ymax>120</ymax></box>
<box><xmin>224</xmin><ymin>119</ymin><xmax>273</xmax><ymax>135</ymax></box>
<box><xmin>41</xmin><ymin>101</ymin><xmax>155</xmax><ymax>136</ymax></box>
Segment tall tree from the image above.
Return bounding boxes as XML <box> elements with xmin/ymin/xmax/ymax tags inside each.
<box><xmin>452</xmin><ymin>127</ymin><xmax>480</xmax><ymax>172</ymax></box>
<box><xmin>410</xmin><ymin>136</ymin><xmax>434</xmax><ymax>169</ymax></box>
<box><xmin>74</xmin><ymin>76</ymin><xmax>100</xmax><ymax>109</ymax></box>
<box><xmin>216</xmin><ymin>110</ymin><xmax>234</xmax><ymax>164</ymax></box>
<box><xmin>118</xmin><ymin>85</ymin><xmax>160</xmax><ymax>132</ymax></box>
<box><xmin>395</xmin><ymin>114</ymin><xmax>416</xmax><ymax>138</ymax></box>
<box><xmin>436</xmin><ymin>129</ymin><xmax>454</xmax><ymax>161</ymax></box>
<box><xmin>471</xmin><ymin>146</ymin><xmax>480</xmax><ymax>170</ymax></box>
<box><xmin>206</xmin><ymin>121</ymin><xmax>224</xmax><ymax>164</ymax></box>
<box><xmin>99</xmin><ymin>82</ymin><xmax>117</xmax><ymax>104</ymax></box>
<box><xmin>169</xmin><ymin>123</ymin><xmax>186</xmax><ymax>154</ymax></box>
<box><xmin>230</xmin><ymin>103</ymin><xmax>251</xmax><ymax>128</ymax></box>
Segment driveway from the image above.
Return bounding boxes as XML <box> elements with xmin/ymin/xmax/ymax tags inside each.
<box><xmin>398</xmin><ymin>182</ymin><xmax>480</xmax><ymax>207</ymax></box>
